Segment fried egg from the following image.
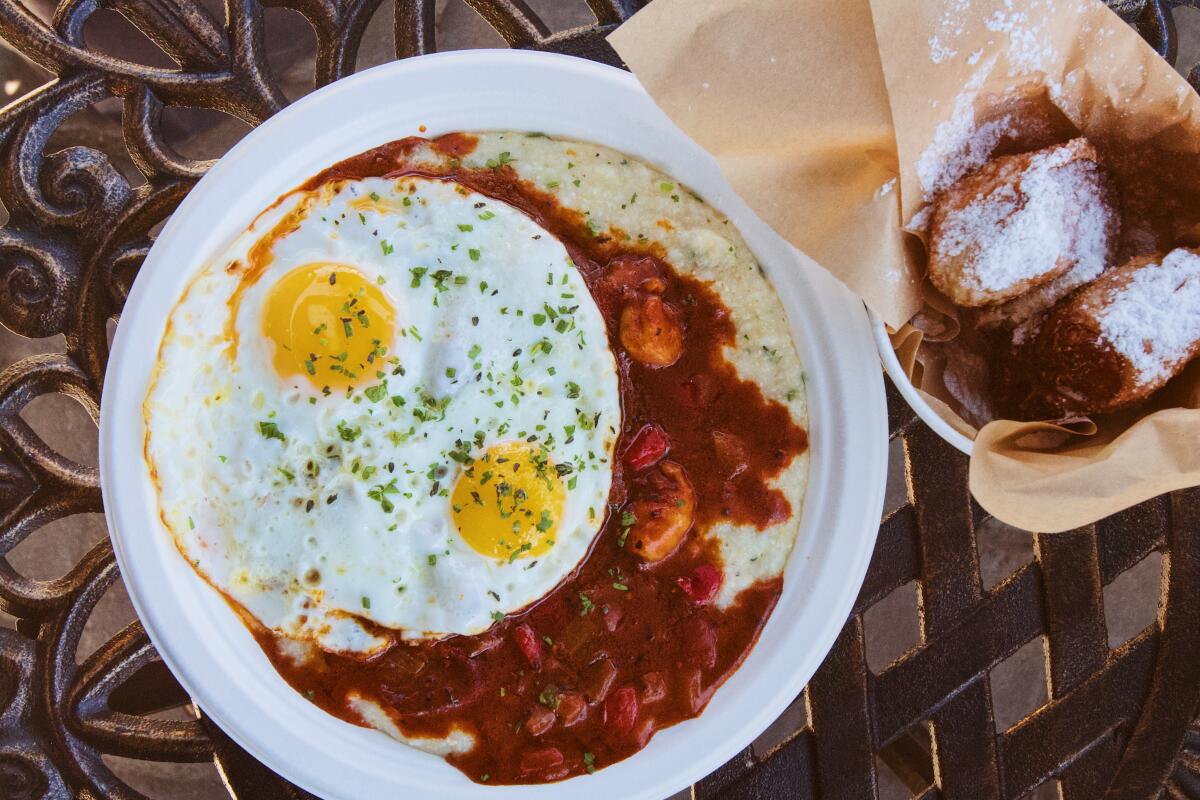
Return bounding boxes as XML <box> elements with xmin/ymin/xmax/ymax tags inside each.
<box><xmin>145</xmin><ymin>176</ymin><xmax>620</xmax><ymax>654</ymax></box>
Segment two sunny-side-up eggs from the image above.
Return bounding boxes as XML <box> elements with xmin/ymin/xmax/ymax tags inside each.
<box><xmin>144</xmin><ymin>176</ymin><xmax>620</xmax><ymax>654</ymax></box>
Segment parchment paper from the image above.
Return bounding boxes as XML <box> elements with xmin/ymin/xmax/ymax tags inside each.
<box><xmin>608</xmin><ymin>0</ymin><xmax>922</xmax><ymax>327</ymax></box>
<box><xmin>610</xmin><ymin>0</ymin><xmax>1200</xmax><ymax>532</ymax></box>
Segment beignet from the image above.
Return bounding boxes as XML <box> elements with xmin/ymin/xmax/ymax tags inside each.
<box><xmin>1021</xmin><ymin>248</ymin><xmax>1200</xmax><ymax>416</ymax></box>
<box><xmin>928</xmin><ymin>138</ymin><xmax>1119</xmax><ymax>309</ymax></box>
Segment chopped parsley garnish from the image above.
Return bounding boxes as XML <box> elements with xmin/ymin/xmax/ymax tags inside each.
<box><xmin>369</xmin><ymin>191</ymin><xmax>380</xmax><ymax>202</ymax></box>
<box><xmin>478</xmin><ymin>210</ymin><xmax>495</xmax><ymax>220</ymax></box>
<box><xmin>536</xmin><ymin>510</ymin><xmax>554</xmax><ymax>532</ymax></box>
<box><xmin>538</xmin><ymin>686</ymin><xmax>560</xmax><ymax>710</ymax></box>
<box><xmin>458</xmin><ymin>223</ymin><xmax>473</xmax><ymax>232</ymax></box>
<box><xmin>258</xmin><ymin>421</ymin><xmax>285</xmax><ymax>442</ymax></box>
<box><xmin>508</xmin><ymin>542</ymin><xmax>533</xmax><ymax>563</ymax></box>
<box><xmin>428</xmin><ymin>554</ymin><xmax>438</xmax><ymax>566</ymax></box>
<box><xmin>361</xmin><ymin>596</ymin><xmax>371</xmax><ymax>609</ymax></box>
<box><xmin>380</xmin><ymin>240</ymin><xmax>394</xmax><ymax>256</ymax></box>
<box><xmin>660</xmin><ymin>181</ymin><xmax>674</xmax><ymax>193</ymax></box>
<box><xmin>613</xmin><ymin>582</ymin><xmax>629</xmax><ymax>592</ymax></box>
<box><xmin>187</xmin><ymin>516</ymin><xmax>195</xmax><ymax>530</ymax></box>
<box><xmin>468</xmin><ymin>248</ymin><xmax>481</xmax><ymax>262</ymax></box>
<box><xmin>364</xmin><ymin>384</ymin><xmax>387</xmax><ymax>402</ymax></box>
<box><xmin>367</xmin><ymin>478</ymin><xmax>399</xmax><ymax>512</ymax></box>
<box><xmin>578</xmin><ymin>592</ymin><xmax>594</xmax><ymax>616</ymax></box>
<box><xmin>336</xmin><ymin>420</ymin><xmax>361</xmax><ymax>442</ymax></box>
<box><xmin>583</xmin><ymin>752</ymin><xmax>596</xmax><ymax>774</ymax></box>
<box><xmin>620</xmin><ymin>510</ymin><xmax>637</xmax><ymax>527</ymax></box>
<box><xmin>566</xmin><ymin>381</ymin><xmax>581</xmax><ymax>399</ymax></box>
<box><xmin>490</xmin><ymin>610</ymin><xmax>504</xmax><ymax>623</ymax></box>
<box><xmin>485</xmin><ymin>151</ymin><xmax>512</xmax><ymax>169</ymax></box>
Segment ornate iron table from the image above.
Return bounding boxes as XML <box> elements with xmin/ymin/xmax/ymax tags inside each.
<box><xmin>2</xmin><ymin>1</ymin><xmax>1200</xmax><ymax>798</ymax></box>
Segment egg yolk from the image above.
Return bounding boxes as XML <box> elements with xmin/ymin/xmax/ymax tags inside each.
<box><xmin>263</xmin><ymin>263</ymin><xmax>395</xmax><ymax>391</ymax></box>
<box><xmin>451</xmin><ymin>441</ymin><xmax>566</xmax><ymax>561</ymax></box>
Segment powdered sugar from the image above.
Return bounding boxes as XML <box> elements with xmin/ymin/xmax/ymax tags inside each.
<box><xmin>934</xmin><ymin>141</ymin><xmax>1109</xmax><ymax>299</ymax></box>
<box><xmin>928</xmin><ymin>0</ymin><xmax>971</xmax><ymax>64</ymax></box>
<box><xmin>1097</xmin><ymin>249</ymin><xmax>1200</xmax><ymax>384</ymax></box>
<box><xmin>915</xmin><ymin>58</ymin><xmax>1008</xmax><ymax>199</ymax></box>
<box><xmin>917</xmin><ymin>0</ymin><xmax>1060</xmax><ymax>199</ymax></box>
<box><xmin>985</xmin><ymin>0</ymin><xmax>1058</xmax><ymax>74</ymax></box>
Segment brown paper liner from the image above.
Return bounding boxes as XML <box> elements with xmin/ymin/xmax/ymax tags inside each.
<box><xmin>610</xmin><ymin>0</ymin><xmax>1200</xmax><ymax>531</ymax></box>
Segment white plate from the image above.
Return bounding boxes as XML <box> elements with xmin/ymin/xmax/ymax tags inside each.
<box><xmin>100</xmin><ymin>50</ymin><xmax>887</xmax><ymax>800</ymax></box>
<box><xmin>869</xmin><ymin>311</ymin><xmax>975</xmax><ymax>454</ymax></box>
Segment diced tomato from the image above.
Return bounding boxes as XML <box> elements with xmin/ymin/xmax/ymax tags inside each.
<box><xmin>604</xmin><ymin>686</ymin><xmax>639</xmax><ymax>733</ymax></box>
<box><xmin>513</xmin><ymin>623</ymin><xmax>542</xmax><ymax>670</ymax></box>
<box><xmin>602</xmin><ymin>603</ymin><xmax>624</xmax><ymax>632</ymax></box>
<box><xmin>582</xmin><ymin>658</ymin><xmax>618</xmax><ymax>705</ymax></box>
<box><xmin>525</xmin><ymin>704</ymin><xmax>555</xmax><ymax>736</ymax></box>
<box><xmin>624</xmin><ymin>423</ymin><xmax>670</xmax><ymax>471</ymax></box>
<box><xmin>675</xmin><ymin>564</ymin><xmax>723</xmax><ymax>605</ymax></box>
<box><xmin>520</xmin><ymin>746</ymin><xmax>564</xmax><ymax>774</ymax></box>
<box><xmin>556</xmin><ymin>691</ymin><xmax>588</xmax><ymax>727</ymax></box>
<box><xmin>640</xmin><ymin>672</ymin><xmax>667</xmax><ymax>704</ymax></box>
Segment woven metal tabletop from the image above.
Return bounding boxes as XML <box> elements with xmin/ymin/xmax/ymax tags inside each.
<box><xmin>2</xmin><ymin>1</ymin><xmax>1200</xmax><ymax>798</ymax></box>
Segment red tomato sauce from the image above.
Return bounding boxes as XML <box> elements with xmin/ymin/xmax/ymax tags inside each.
<box><xmin>254</xmin><ymin>134</ymin><xmax>810</xmax><ymax>783</ymax></box>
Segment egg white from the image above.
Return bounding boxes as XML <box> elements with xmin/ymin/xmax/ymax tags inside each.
<box><xmin>145</xmin><ymin>176</ymin><xmax>620</xmax><ymax>654</ymax></box>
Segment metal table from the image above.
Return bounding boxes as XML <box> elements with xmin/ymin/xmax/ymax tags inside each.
<box><xmin>1</xmin><ymin>1</ymin><xmax>1199</xmax><ymax>798</ymax></box>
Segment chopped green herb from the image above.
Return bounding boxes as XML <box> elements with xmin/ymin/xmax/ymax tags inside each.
<box><xmin>458</xmin><ymin>223</ymin><xmax>473</xmax><ymax>232</ymax></box>
<box><xmin>380</xmin><ymin>240</ymin><xmax>394</xmax><ymax>256</ymax></box>
<box><xmin>485</xmin><ymin>151</ymin><xmax>512</xmax><ymax>169</ymax></box>
<box><xmin>583</xmin><ymin>752</ymin><xmax>596</xmax><ymax>774</ymax></box>
<box><xmin>428</xmin><ymin>554</ymin><xmax>438</xmax><ymax>566</ymax></box>
<box><xmin>613</xmin><ymin>582</ymin><xmax>629</xmax><ymax>592</ymax></box>
<box><xmin>578</xmin><ymin>592</ymin><xmax>594</xmax><ymax>615</ymax></box>
<box><xmin>361</xmin><ymin>596</ymin><xmax>371</xmax><ymax>609</ymax></box>
<box><xmin>468</xmin><ymin>248</ymin><xmax>481</xmax><ymax>262</ymax></box>
<box><xmin>258</xmin><ymin>421</ymin><xmax>286</xmax><ymax>442</ymax></box>
<box><xmin>538</xmin><ymin>685</ymin><xmax>560</xmax><ymax>709</ymax></box>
